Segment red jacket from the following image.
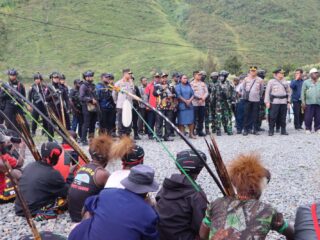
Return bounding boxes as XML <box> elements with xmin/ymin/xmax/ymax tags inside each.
<box><xmin>0</xmin><ymin>154</ymin><xmax>17</xmax><ymax>194</ymax></box>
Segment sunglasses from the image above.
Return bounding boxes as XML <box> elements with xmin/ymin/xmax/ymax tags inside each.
<box><xmin>249</xmin><ymin>66</ymin><xmax>258</xmax><ymax>71</ymax></box>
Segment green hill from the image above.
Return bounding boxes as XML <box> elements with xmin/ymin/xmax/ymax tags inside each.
<box><xmin>0</xmin><ymin>0</ymin><xmax>320</xmax><ymax>81</ymax></box>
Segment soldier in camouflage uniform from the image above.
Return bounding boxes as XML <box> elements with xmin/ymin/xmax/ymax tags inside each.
<box><xmin>257</xmin><ymin>69</ymin><xmax>267</xmax><ymax>131</ymax></box>
<box><xmin>209</xmin><ymin>72</ymin><xmax>219</xmax><ymax>133</ymax></box>
<box><xmin>213</xmin><ymin>70</ymin><xmax>234</xmax><ymax>136</ymax></box>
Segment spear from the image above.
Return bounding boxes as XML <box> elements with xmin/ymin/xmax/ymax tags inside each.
<box><xmin>16</xmin><ymin>114</ymin><xmax>41</xmax><ymax>161</ymax></box>
<box><xmin>1</xmin><ymin>160</ymin><xmax>41</xmax><ymax>240</ymax></box>
<box><xmin>0</xmin><ymin>82</ymin><xmax>90</xmax><ymax>164</ymax></box>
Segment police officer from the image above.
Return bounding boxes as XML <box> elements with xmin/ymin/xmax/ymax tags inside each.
<box><xmin>199</xmin><ymin>71</ymin><xmax>211</xmax><ymax>135</ymax></box>
<box><xmin>96</xmin><ymin>73</ymin><xmax>116</xmax><ymax>135</ymax></box>
<box><xmin>28</xmin><ymin>73</ymin><xmax>48</xmax><ymax>137</ymax></box>
<box><xmin>0</xmin><ymin>69</ymin><xmax>29</xmax><ymax>132</ymax></box>
<box><xmin>70</xmin><ymin>79</ymin><xmax>83</xmax><ymax>139</ymax></box>
<box><xmin>214</xmin><ymin>70</ymin><xmax>234</xmax><ymax>136</ymax></box>
<box><xmin>45</xmin><ymin>72</ymin><xmax>71</xmax><ymax>133</ymax></box>
<box><xmin>242</xmin><ymin>66</ymin><xmax>264</xmax><ymax>136</ymax></box>
<box><xmin>209</xmin><ymin>72</ymin><xmax>219</xmax><ymax>134</ymax></box>
<box><xmin>79</xmin><ymin>70</ymin><xmax>98</xmax><ymax>145</ymax></box>
<box><xmin>265</xmin><ymin>68</ymin><xmax>291</xmax><ymax>136</ymax></box>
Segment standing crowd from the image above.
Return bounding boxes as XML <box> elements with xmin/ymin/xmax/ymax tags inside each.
<box><xmin>1</xmin><ymin>66</ymin><xmax>320</xmax><ymax>145</ymax></box>
<box><xmin>0</xmin><ymin>66</ymin><xmax>320</xmax><ymax>239</ymax></box>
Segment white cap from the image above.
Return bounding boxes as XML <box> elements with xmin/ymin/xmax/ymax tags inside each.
<box><xmin>309</xmin><ymin>68</ymin><xmax>318</xmax><ymax>74</ymax></box>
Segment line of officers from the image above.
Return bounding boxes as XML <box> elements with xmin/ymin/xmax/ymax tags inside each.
<box><xmin>0</xmin><ymin>66</ymin><xmax>291</xmax><ymax>144</ymax></box>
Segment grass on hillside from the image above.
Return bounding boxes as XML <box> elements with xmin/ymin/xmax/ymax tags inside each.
<box><xmin>0</xmin><ymin>0</ymin><xmax>204</xmax><ymax>83</ymax></box>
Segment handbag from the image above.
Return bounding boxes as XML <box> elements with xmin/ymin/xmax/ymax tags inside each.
<box><xmin>243</xmin><ymin>79</ymin><xmax>256</xmax><ymax>100</ymax></box>
<box><xmin>87</xmin><ymin>102</ymin><xmax>97</xmax><ymax>112</ymax></box>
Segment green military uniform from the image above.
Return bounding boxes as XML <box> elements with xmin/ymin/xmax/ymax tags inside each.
<box><xmin>209</xmin><ymin>72</ymin><xmax>219</xmax><ymax>133</ymax></box>
<box><xmin>212</xmin><ymin>71</ymin><xmax>234</xmax><ymax>135</ymax></box>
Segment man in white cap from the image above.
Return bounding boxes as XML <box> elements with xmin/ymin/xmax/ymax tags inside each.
<box><xmin>301</xmin><ymin>68</ymin><xmax>320</xmax><ymax>134</ymax></box>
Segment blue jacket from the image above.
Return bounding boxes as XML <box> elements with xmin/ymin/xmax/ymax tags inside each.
<box><xmin>290</xmin><ymin>79</ymin><xmax>304</xmax><ymax>102</ymax></box>
<box><xmin>96</xmin><ymin>82</ymin><xmax>115</xmax><ymax>109</ymax></box>
<box><xmin>69</xmin><ymin>189</ymin><xmax>159</xmax><ymax>240</ymax></box>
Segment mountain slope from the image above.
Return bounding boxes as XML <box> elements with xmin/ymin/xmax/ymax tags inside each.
<box><xmin>0</xmin><ymin>0</ymin><xmax>320</xmax><ymax>81</ymax></box>
<box><xmin>0</xmin><ymin>0</ymin><xmax>203</xmax><ymax>80</ymax></box>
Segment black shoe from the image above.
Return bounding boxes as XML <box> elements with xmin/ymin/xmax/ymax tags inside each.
<box><xmin>243</xmin><ymin>131</ymin><xmax>248</xmax><ymax>136</ymax></box>
<box><xmin>258</xmin><ymin>128</ymin><xmax>265</xmax><ymax>132</ymax></box>
<box><xmin>276</xmin><ymin>129</ymin><xmax>280</xmax><ymax>133</ymax></box>
<box><xmin>205</xmin><ymin>129</ymin><xmax>210</xmax><ymax>135</ymax></box>
<box><xmin>216</xmin><ymin>130</ymin><xmax>222</xmax><ymax>136</ymax></box>
<box><xmin>281</xmin><ymin>132</ymin><xmax>289</xmax><ymax>135</ymax></box>
<box><xmin>237</xmin><ymin>130</ymin><xmax>242</xmax><ymax>134</ymax></box>
<box><xmin>134</xmin><ymin>135</ymin><xmax>141</xmax><ymax>140</ymax></box>
<box><xmin>148</xmin><ymin>135</ymin><xmax>154</xmax><ymax>140</ymax></box>
<box><xmin>268</xmin><ymin>132</ymin><xmax>274</xmax><ymax>136</ymax></box>
<box><xmin>169</xmin><ymin>133</ymin><xmax>176</xmax><ymax>137</ymax></box>
<box><xmin>198</xmin><ymin>132</ymin><xmax>206</xmax><ymax>137</ymax></box>
<box><xmin>227</xmin><ymin>132</ymin><xmax>233</xmax><ymax>136</ymax></box>
<box><xmin>31</xmin><ymin>132</ymin><xmax>36</xmax><ymax>138</ymax></box>
<box><xmin>252</xmin><ymin>131</ymin><xmax>259</xmax><ymax>135</ymax></box>
<box><xmin>163</xmin><ymin>137</ymin><xmax>174</xmax><ymax>142</ymax></box>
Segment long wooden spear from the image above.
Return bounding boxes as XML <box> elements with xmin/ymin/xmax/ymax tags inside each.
<box><xmin>16</xmin><ymin>114</ymin><xmax>41</xmax><ymax>161</ymax></box>
<box><xmin>1</xmin><ymin>160</ymin><xmax>41</xmax><ymax>240</ymax></box>
<box><xmin>0</xmin><ymin>82</ymin><xmax>90</xmax><ymax>164</ymax></box>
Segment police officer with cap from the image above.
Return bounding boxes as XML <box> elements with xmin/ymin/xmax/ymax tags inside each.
<box><xmin>79</xmin><ymin>70</ymin><xmax>98</xmax><ymax>145</ymax></box>
<box><xmin>264</xmin><ymin>68</ymin><xmax>291</xmax><ymax>136</ymax></box>
<box><xmin>96</xmin><ymin>73</ymin><xmax>116</xmax><ymax>135</ymax></box>
<box><xmin>28</xmin><ymin>72</ymin><xmax>49</xmax><ymax>137</ymax></box>
<box><xmin>45</xmin><ymin>71</ymin><xmax>71</xmax><ymax>136</ymax></box>
<box><xmin>0</xmin><ymin>69</ymin><xmax>29</xmax><ymax>132</ymax></box>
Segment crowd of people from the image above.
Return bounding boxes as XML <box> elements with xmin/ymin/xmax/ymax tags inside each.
<box><xmin>0</xmin><ymin>66</ymin><xmax>319</xmax><ymax>146</ymax></box>
<box><xmin>0</xmin><ymin>66</ymin><xmax>320</xmax><ymax>239</ymax></box>
<box><xmin>0</xmin><ymin>128</ymin><xmax>319</xmax><ymax>239</ymax></box>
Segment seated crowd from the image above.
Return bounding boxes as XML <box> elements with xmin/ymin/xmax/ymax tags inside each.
<box><xmin>0</xmin><ymin>127</ymin><xmax>319</xmax><ymax>240</ymax></box>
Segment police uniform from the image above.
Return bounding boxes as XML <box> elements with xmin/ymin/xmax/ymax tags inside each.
<box><xmin>264</xmin><ymin>69</ymin><xmax>291</xmax><ymax>135</ymax></box>
<box><xmin>0</xmin><ymin>70</ymin><xmax>29</xmax><ymax>132</ymax></box>
<box><xmin>28</xmin><ymin>80</ymin><xmax>49</xmax><ymax>136</ymax></box>
<box><xmin>79</xmin><ymin>71</ymin><xmax>98</xmax><ymax>144</ymax></box>
<box><xmin>70</xmin><ymin>80</ymin><xmax>83</xmax><ymax>138</ymax></box>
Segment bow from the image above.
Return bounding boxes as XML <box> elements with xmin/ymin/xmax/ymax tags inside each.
<box><xmin>109</xmin><ymin>84</ymin><xmax>227</xmax><ymax>196</ymax></box>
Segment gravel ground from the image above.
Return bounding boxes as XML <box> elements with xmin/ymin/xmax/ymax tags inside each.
<box><xmin>1</xmin><ymin>123</ymin><xmax>319</xmax><ymax>239</ymax></box>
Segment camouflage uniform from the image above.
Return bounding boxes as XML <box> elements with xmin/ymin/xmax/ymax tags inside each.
<box><xmin>257</xmin><ymin>69</ymin><xmax>267</xmax><ymax>131</ymax></box>
<box><xmin>209</xmin><ymin>72</ymin><xmax>219</xmax><ymax>133</ymax></box>
<box><xmin>213</xmin><ymin>71</ymin><xmax>234</xmax><ymax>135</ymax></box>
<box><xmin>202</xmin><ymin>197</ymin><xmax>289</xmax><ymax>239</ymax></box>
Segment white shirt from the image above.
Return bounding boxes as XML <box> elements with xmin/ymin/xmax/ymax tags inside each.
<box><xmin>104</xmin><ymin>170</ymin><xmax>130</xmax><ymax>189</ymax></box>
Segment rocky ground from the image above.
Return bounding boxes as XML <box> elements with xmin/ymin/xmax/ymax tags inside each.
<box><xmin>1</xmin><ymin>123</ymin><xmax>319</xmax><ymax>239</ymax></box>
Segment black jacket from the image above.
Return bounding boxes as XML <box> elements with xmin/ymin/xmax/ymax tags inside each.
<box><xmin>156</xmin><ymin>174</ymin><xmax>207</xmax><ymax>240</ymax></box>
<box><xmin>15</xmin><ymin>161</ymin><xmax>74</xmax><ymax>216</ymax></box>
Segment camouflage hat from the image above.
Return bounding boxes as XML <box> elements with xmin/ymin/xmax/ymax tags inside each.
<box><xmin>199</xmin><ymin>70</ymin><xmax>207</xmax><ymax>76</ymax></box>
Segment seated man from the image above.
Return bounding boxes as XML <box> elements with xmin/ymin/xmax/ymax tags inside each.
<box><xmin>69</xmin><ymin>165</ymin><xmax>159</xmax><ymax>240</ymax></box>
<box><xmin>156</xmin><ymin>149</ymin><xmax>208</xmax><ymax>240</ymax></box>
<box><xmin>68</xmin><ymin>135</ymin><xmax>132</xmax><ymax>222</ymax></box>
<box><xmin>0</xmin><ymin>132</ymin><xmax>24</xmax><ymax>204</ymax></box>
<box><xmin>105</xmin><ymin>144</ymin><xmax>144</xmax><ymax>189</ymax></box>
<box><xmin>199</xmin><ymin>153</ymin><xmax>294</xmax><ymax>240</ymax></box>
<box><xmin>15</xmin><ymin>142</ymin><xmax>76</xmax><ymax>220</ymax></box>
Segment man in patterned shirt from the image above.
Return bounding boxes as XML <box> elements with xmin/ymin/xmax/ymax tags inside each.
<box><xmin>199</xmin><ymin>153</ymin><xmax>294</xmax><ymax>240</ymax></box>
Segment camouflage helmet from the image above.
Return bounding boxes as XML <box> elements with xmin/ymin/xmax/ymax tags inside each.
<box><xmin>219</xmin><ymin>70</ymin><xmax>229</xmax><ymax>77</ymax></box>
<box><xmin>210</xmin><ymin>72</ymin><xmax>219</xmax><ymax>78</ymax></box>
